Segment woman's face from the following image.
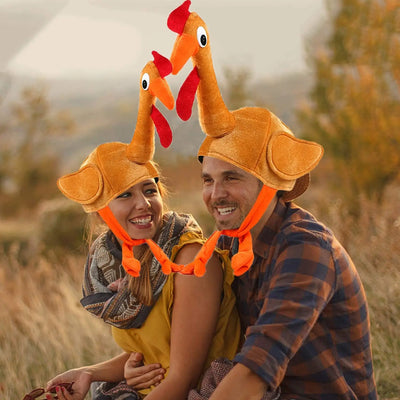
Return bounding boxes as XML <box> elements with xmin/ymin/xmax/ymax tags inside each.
<box><xmin>108</xmin><ymin>179</ymin><xmax>163</xmax><ymax>240</ymax></box>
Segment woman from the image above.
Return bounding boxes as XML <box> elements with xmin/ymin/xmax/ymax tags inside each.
<box><xmin>43</xmin><ymin>51</ymin><xmax>239</xmax><ymax>400</ymax></box>
<box><xmin>44</xmin><ymin>141</ymin><xmax>240</xmax><ymax>400</ymax></box>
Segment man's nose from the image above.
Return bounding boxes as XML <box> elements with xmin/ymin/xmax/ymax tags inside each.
<box><xmin>210</xmin><ymin>182</ymin><xmax>227</xmax><ymax>200</ymax></box>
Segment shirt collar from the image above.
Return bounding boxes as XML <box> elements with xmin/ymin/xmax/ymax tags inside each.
<box><xmin>252</xmin><ymin>198</ymin><xmax>288</xmax><ymax>257</ymax></box>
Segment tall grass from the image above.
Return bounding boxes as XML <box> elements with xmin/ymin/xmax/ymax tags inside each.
<box><xmin>0</xmin><ymin>177</ymin><xmax>399</xmax><ymax>399</ymax></box>
<box><xmin>300</xmin><ymin>184</ymin><xmax>400</xmax><ymax>399</ymax></box>
<box><xmin>0</xmin><ymin>247</ymin><xmax>120</xmax><ymax>399</ymax></box>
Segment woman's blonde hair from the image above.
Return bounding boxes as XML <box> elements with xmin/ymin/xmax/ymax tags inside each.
<box><xmin>85</xmin><ymin>177</ymin><xmax>169</xmax><ymax>305</ymax></box>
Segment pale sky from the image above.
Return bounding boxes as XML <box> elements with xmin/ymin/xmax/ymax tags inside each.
<box><xmin>2</xmin><ymin>0</ymin><xmax>327</xmax><ymax>82</ymax></box>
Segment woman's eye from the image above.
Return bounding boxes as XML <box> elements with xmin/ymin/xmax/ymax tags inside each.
<box><xmin>144</xmin><ymin>186</ymin><xmax>159</xmax><ymax>195</ymax></box>
<box><xmin>197</xmin><ymin>26</ymin><xmax>207</xmax><ymax>48</ymax></box>
<box><xmin>117</xmin><ymin>192</ymin><xmax>131</xmax><ymax>199</ymax></box>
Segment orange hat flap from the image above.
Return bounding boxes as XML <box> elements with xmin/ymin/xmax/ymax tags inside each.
<box><xmin>57</xmin><ymin>164</ymin><xmax>103</xmax><ymax>205</ymax></box>
<box><xmin>267</xmin><ymin>132</ymin><xmax>324</xmax><ymax>180</ymax></box>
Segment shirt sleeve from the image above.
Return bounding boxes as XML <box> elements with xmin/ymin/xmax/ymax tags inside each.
<box><xmin>234</xmin><ymin>230</ymin><xmax>337</xmax><ymax>389</ymax></box>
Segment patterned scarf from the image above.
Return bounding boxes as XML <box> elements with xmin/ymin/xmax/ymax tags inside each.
<box><xmin>80</xmin><ymin>211</ymin><xmax>202</xmax><ymax>329</ymax></box>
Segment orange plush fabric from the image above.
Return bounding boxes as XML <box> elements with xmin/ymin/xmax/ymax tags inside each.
<box><xmin>168</xmin><ymin>1</ymin><xmax>324</xmax><ymax>201</ymax></box>
<box><xmin>127</xmin><ymin>51</ymin><xmax>174</xmax><ymax>163</ymax></box>
<box><xmin>149</xmin><ymin>185</ymin><xmax>276</xmax><ymax>277</ymax></box>
<box><xmin>57</xmin><ymin>142</ymin><xmax>158</xmax><ymax>213</ymax></box>
<box><xmin>198</xmin><ymin>108</ymin><xmax>324</xmax><ymax>197</ymax></box>
<box><xmin>58</xmin><ymin>52</ymin><xmax>174</xmax><ymax>213</ymax></box>
<box><xmin>164</xmin><ymin>1</ymin><xmax>325</xmax><ymax>276</ymax></box>
<box><xmin>57</xmin><ymin>53</ymin><xmax>176</xmax><ymax>277</ymax></box>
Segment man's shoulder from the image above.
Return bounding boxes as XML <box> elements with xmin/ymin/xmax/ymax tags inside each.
<box><xmin>274</xmin><ymin>201</ymin><xmax>334</xmax><ymax>250</ymax></box>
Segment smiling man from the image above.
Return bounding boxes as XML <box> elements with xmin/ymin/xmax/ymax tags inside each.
<box><xmin>202</xmin><ymin>158</ymin><xmax>266</xmax><ymax>231</ymax></box>
<box><xmin>190</xmin><ymin>104</ymin><xmax>378</xmax><ymax>400</ymax></box>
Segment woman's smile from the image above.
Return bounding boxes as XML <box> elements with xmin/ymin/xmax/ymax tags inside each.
<box><xmin>108</xmin><ymin>179</ymin><xmax>163</xmax><ymax>240</ymax></box>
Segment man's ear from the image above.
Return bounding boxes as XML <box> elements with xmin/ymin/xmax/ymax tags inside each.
<box><xmin>267</xmin><ymin>132</ymin><xmax>323</xmax><ymax>180</ymax></box>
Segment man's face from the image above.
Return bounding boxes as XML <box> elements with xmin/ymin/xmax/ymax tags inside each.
<box><xmin>201</xmin><ymin>157</ymin><xmax>263</xmax><ymax>230</ymax></box>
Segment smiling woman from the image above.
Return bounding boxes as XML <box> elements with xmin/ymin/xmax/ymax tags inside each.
<box><xmin>108</xmin><ymin>179</ymin><xmax>163</xmax><ymax>241</ymax></box>
<box><xmin>38</xmin><ymin>46</ymin><xmax>241</xmax><ymax>399</ymax></box>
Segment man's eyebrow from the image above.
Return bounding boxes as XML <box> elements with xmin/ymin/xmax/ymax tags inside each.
<box><xmin>218</xmin><ymin>170</ymin><xmax>247</xmax><ymax>179</ymax></box>
<box><xmin>223</xmin><ymin>170</ymin><xmax>243</xmax><ymax>176</ymax></box>
<box><xmin>201</xmin><ymin>170</ymin><xmax>245</xmax><ymax>178</ymax></box>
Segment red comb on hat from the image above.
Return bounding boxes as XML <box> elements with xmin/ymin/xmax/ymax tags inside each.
<box><xmin>152</xmin><ymin>51</ymin><xmax>172</xmax><ymax>78</ymax></box>
<box><xmin>167</xmin><ymin>0</ymin><xmax>191</xmax><ymax>34</ymax></box>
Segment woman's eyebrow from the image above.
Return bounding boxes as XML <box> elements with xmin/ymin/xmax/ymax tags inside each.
<box><xmin>143</xmin><ymin>181</ymin><xmax>157</xmax><ymax>188</ymax></box>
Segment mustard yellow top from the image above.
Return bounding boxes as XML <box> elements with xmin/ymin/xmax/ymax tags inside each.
<box><xmin>112</xmin><ymin>232</ymin><xmax>241</xmax><ymax>396</ymax></box>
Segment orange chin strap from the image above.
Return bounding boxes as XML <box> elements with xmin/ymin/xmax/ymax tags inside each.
<box><xmin>98</xmin><ymin>185</ymin><xmax>276</xmax><ymax>278</ymax></box>
<box><xmin>210</xmin><ymin>185</ymin><xmax>277</xmax><ymax>276</ymax></box>
<box><xmin>98</xmin><ymin>207</ymin><xmax>147</xmax><ymax>277</ymax></box>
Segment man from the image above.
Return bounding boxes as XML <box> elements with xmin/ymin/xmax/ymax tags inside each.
<box><xmin>191</xmin><ymin>104</ymin><xmax>378</xmax><ymax>400</ymax></box>
<box><xmin>124</xmin><ymin>106</ymin><xmax>378</xmax><ymax>400</ymax></box>
<box><xmin>124</xmin><ymin>2</ymin><xmax>377</xmax><ymax>397</ymax></box>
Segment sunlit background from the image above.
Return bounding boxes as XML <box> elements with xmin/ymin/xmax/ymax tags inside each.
<box><xmin>3</xmin><ymin>0</ymin><xmax>325</xmax><ymax>80</ymax></box>
<box><xmin>0</xmin><ymin>1</ymin><xmax>399</xmax><ymax>399</ymax></box>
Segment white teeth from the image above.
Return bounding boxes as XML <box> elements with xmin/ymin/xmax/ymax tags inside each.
<box><xmin>130</xmin><ymin>216</ymin><xmax>152</xmax><ymax>225</ymax></box>
<box><xmin>217</xmin><ymin>207</ymin><xmax>235</xmax><ymax>215</ymax></box>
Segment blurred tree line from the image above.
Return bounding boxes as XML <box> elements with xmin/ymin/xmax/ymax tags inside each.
<box><xmin>0</xmin><ymin>84</ymin><xmax>75</xmax><ymax>217</ymax></box>
<box><xmin>298</xmin><ymin>0</ymin><xmax>400</xmax><ymax>215</ymax></box>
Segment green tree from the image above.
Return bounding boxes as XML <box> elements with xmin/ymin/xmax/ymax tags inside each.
<box><xmin>0</xmin><ymin>84</ymin><xmax>75</xmax><ymax>216</ymax></box>
<box><xmin>298</xmin><ymin>0</ymin><xmax>400</xmax><ymax>213</ymax></box>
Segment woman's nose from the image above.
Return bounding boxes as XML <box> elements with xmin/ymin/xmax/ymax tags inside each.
<box><xmin>135</xmin><ymin>194</ymin><xmax>151</xmax><ymax>210</ymax></box>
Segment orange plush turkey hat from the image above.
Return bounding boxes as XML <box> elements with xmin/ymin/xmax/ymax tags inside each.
<box><xmin>57</xmin><ymin>52</ymin><xmax>178</xmax><ymax>277</ymax></box>
<box><xmin>166</xmin><ymin>1</ymin><xmax>324</xmax><ymax>276</ymax></box>
<box><xmin>168</xmin><ymin>1</ymin><xmax>324</xmax><ymax>201</ymax></box>
<box><xmin>57</xmin><ymin>51</ymin><xmax>173</xmax><ymax>213</ymax></box>
<box><xmin>57</xmin><ymin>142</ymin><xmax>159</xmax><ymax>213</ymax></box>
<box><xmin>199</xmin><ymin>108</ymin><xmax>323</xmax><ymax>201</ymax></box>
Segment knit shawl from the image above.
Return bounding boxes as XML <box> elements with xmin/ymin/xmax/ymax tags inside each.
<box><xmin>80</xmin><ymin>211</ymin><xmax>202</xmax><ymax>329</ymax></box>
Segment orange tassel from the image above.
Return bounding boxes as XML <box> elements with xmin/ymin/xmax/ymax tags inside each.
<box><xmin>98</xmin><ymin>185</ymin><xmax>276</xmax><ymax>278</ymax></box>
<box><xmin>98</xmin><ymin>207</ymin><xmax>146</xmax><ymax>277</ymax></box>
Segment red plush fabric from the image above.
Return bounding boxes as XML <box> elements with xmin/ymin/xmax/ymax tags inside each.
<box><xmin>151</xmin><ymin>106</ymin><xmax>172</xmax><ymax>148</ymax></box>
<box><xmin>167</xmin><ymin>0</ymin><xmax>191</xmax><ymax>34</ymax></box>
<box><xmin>152</xmin><ymin>51</ymin><xmax>172</xmax><ymax>78</ymax></box>
<box><xmin>176</xmin><ymin>66</ymin><xmax>200</xmax><ymax>121</ymax></box>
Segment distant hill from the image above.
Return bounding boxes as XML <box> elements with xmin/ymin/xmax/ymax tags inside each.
<box><xmin>1</xmin><ymin>71</ymin><xmax>313</xmax><ymax>171</ymax></box>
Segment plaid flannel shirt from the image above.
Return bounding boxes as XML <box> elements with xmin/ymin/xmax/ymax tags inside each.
<box><xmin>219</xmin><ymin>199</ymin><xmax>377</xmax><ymax>399</ymax></box>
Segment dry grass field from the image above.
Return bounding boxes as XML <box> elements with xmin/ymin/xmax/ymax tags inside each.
<box><xmin>0</xmin><ymin>160</ymin><xmax>399</xmax><ymax>399</ymax></box>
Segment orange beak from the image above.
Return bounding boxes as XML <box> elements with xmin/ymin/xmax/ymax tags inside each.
<box><xmin>170</xmin><ymin>33</ymin><xmax>199</xmax><ymax>75</ymax></box>
<box><xmin>150</xmin><ymin>77</ymin><xmax>175</xmax><ymax>110</ymax></box>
